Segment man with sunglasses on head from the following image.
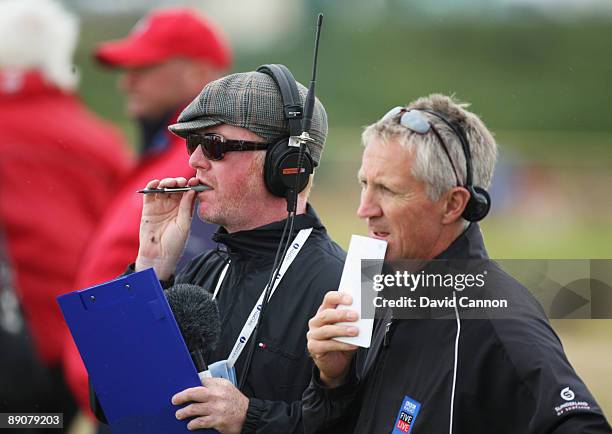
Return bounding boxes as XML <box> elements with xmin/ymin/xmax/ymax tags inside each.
<box><xmin>303</xmin><ymin>94</ymin><xmax>611</xmax><ymax>433</ymax></box>
<box><xmin>130</xmin><ymin>70</ymin><xmax>345</xmax><ymax>434</ymax></box>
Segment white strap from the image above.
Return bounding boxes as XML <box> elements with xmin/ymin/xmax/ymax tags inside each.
<box><xmin>227</xmin><ymin>228</ymin><xmax>313</xmax><ymax>367</ymax></box>
<box><xmin>212</xmin><ymin>262</ymin><xmax>230</xmax><ymax>300</ymax></box>
<box><xmin>449</xmin><ymin>290</ymin><xmax>461</xmax><ymax>434</ymax></box>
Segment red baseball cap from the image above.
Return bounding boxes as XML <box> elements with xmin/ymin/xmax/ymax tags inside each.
<box><xmin>95</xmin><ymin>8</ymin><xmax>231</xmax><ymax>69</ymax></box>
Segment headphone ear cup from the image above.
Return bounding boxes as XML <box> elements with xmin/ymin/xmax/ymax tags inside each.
<box><xmin>264</xmin><ymin>138</ymin><xmax>314</xmax><ymax>198</ymax></box>
<box><xmin>462</xmin><ymin>186</ymin><xmax>491</xmax><ymax>222</ymax></box>
<box><xmin>264</xmin><ymin>139</ymin><xmax>284</xmax><ymax>197</ymax></box>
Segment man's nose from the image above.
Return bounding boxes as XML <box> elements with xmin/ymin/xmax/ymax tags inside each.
<box><xmin>188</xmin><ymin>146</ymin><xmax>212</xmax><ymax>171</ymax></box>
<box><xmin>357</xmin><ymin>187</ymin><xmax>382</xmax><ymax>220</ymax></box>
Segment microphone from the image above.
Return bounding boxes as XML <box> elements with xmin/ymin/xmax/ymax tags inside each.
<box><xmin>164</xmin><ymin>284</ymin><xmax>220</xmax><ymax>373</ymax></box>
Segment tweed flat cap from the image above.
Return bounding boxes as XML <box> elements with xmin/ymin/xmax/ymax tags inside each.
<box><xmin>168</xmin><ymin>71</ymin><xmax>328</xmax><ymax>165</ymax></box>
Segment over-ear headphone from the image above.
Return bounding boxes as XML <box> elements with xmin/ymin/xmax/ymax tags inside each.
<box><xmin>256</xmin><ymin>64</ymin><xmax>314</xmax><ymax>198</ymax></box>
<box><xmin>420</xmin><ymin>109</ymin><xmax>491</xmax><ymax>222</ymax></box>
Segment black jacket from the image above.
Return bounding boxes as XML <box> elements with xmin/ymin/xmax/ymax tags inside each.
<box><xmin>92</xmin><ymin>206</ymin><xmax>344</xmax><ymax>432</ymax></box>
<box><xmin>173</xmin><ymin>205</ymin><xmax>345</xmax><ymax>433</ymax></box>
<box><xmin>303</xmin><ymin>224</ymin><xmax>611</xmax><ymax>434</ymax></box>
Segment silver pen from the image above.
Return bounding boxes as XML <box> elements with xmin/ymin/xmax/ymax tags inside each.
<box><xmin>137</xmin><ymin>185</ymin><xmax>212</xmax><ymax>194</ymax></box>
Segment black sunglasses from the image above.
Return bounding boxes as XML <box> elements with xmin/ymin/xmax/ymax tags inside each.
<box><xmin>382</xmin><ymin>107</ymin><xmax>461</xmax><ymax>186</ymax></box>
<box><xmin>186</xmin><ymin>133</ymin><xmax>270</xmax><ymax>160</ymax></box>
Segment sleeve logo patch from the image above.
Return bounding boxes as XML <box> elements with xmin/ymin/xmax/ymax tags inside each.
<box><xmin>555</xmin><ymin>386</ymin><xmax>591</xmax><ymax>416</ymax></box>
<box><xmin>560</xmin><ymin>387</ymin><xmax>575</xmax><ymax>401</ymax></box>
<box><xmin>392</xmin><ymin>395</ymin><xmax>421</xmax><ymax>434</ymax></box>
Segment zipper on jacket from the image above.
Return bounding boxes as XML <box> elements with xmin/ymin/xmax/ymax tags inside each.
<box><xmin>383</xmin><ymin>320</ymin><xmax>395</xmax><ymax>347</ymax></box>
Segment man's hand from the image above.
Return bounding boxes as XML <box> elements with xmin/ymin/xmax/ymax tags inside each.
<box><xmin>307</xmin><ymin>291</ymin><xmax>360</xmax><ymax>388</ymax></box>
<box><xmin>172</xmin><ymin>377</ymin><xmax>248</xmax><ymax>433</ymax></box>
<box><xmin>135</xmin><ymin>177</ymin><xmax>198</xmax><ymax>280</ymax></box>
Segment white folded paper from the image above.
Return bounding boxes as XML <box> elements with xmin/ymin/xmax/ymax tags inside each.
<box><xmin>334</xmin><ymin>235</ymin><xmax>387</xmax><ymax>348</ymax></box>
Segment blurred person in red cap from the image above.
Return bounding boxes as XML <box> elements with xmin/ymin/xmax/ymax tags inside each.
<box><xmin>95</xmin><ymin>7</ymin><xmax>232</xmax><ymax>134</ymax></box>
<box><xmin>0</xmin><ymin>0</ymin><xmax>133</xmax><ymax>430</ymax></box>
<box><xmin>60</xmin><ymin>6</ymin><xmax>233</xmax><ymax>427</ymax></box>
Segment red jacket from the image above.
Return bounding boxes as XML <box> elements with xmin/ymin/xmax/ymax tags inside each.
<box><xmin>63</xmin><ymin>108</ymin><xmax>217</xmax><ymax>414</ymax></box>
<box><xmin>0</xmin><ymin>70</ymin><xmax>134</xmax><ymax>367</ymax></box>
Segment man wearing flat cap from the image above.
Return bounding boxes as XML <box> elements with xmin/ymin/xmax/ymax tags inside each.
<box><xmin>132</xmin><ymin>70</ymin><xmax>345</xmax><ymax>433</ymax></box>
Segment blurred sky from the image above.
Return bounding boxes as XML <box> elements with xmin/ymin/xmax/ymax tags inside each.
<box><xmin>63</xmin><ymin>0</ymin><xmax>612</xmax><ymax>55</ymax></box>
<box><xmin>69</xmin><ymin>0</ymin><xmax>612</xmax><ymax>13</ymax></box>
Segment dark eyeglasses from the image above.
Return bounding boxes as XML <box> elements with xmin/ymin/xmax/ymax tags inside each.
<box><xmin>381</xmin><ymin>107</ymin><xmax>461</xmax><ymax>186</ymax></box>
<box><xmin>186</xmin><ymin>133</ymin><xmax>270</xmax><ymax>160</ymax></box>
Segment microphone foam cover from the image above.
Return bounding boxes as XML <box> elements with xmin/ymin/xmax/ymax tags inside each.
<box><xmin>165</xmin><ymin>283</ymin><xmax>220</xmax><ymax>355</ymax></box>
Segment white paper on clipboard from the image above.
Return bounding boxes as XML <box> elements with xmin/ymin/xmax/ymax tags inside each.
<box><xmin>334</xmin><ymin>235</ymin><xmax>387</xmax><ymax>348</ymax></box>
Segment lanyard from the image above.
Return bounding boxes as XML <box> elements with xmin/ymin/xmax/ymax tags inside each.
<box><xmin>220</xmin><ymin>228</ymin><xmax>312</xmax><ymax>368</ymax></box>
<box><xmin>212</xmin><ymin>262</ymin><xmax>230</xmax><ymax>300</ymax></box>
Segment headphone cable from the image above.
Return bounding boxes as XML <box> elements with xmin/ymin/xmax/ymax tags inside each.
<box><xmin>237</xmin><ymin>141</ymin><xmax>307</xmax><ymax>390</ymax></box>
<box><xmin>237</xmin><ymin>210</ymin><xmax>293</xmax><ymax>390</ymax></box>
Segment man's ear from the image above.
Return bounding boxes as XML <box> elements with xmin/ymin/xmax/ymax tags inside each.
<box><xmin>441</xmin><ymin>187</ymin><xmax>471</xmax><ymax>225</ymax></box>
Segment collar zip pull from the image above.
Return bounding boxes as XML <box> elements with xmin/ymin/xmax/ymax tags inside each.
<box><xmin>383</xmin><ymin>320</ymin><xmax>395</xmax><ymax>347</ymax></box>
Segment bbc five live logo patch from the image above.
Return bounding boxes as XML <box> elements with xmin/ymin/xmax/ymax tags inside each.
<box><xmin>392</xmin><ymin>395</ymin><xmax>421</xmax><ymax>434</ymax></box>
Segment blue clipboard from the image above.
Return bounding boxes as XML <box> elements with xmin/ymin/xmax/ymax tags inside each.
<box><xmin>57</xmin><ymin>268</ymin><xmax>217</xmax><ymax>434</ymax></box>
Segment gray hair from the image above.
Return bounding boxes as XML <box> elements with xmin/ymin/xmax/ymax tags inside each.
<box><xmin>0</xmin><ymin>0</ymin><xmax>79</xmax><ymax>91</ymax></box>
<box><xmin>362</xmin><ymin>94</ymin><xmax>498</xmax><ymax>202</ymax></box>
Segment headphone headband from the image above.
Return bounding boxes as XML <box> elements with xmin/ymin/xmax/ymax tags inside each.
<box><xmin>256</xmin><ymin>64</ymin><xmax>303</xmax><ymax>138</ymax></box>
<box><xmin>256</xmin><ymin>64</ymin><xmax>314</xmax><ymax>198</ymax></box>
<box><xmin>418</xmin><ymin>109</ymin><xmax>490</xmax><ymax>222</ymax></box>
<box><xmin>419</xmin><ymin>109</ymin><xmax>474</xmax><ymax>187</ymax></box>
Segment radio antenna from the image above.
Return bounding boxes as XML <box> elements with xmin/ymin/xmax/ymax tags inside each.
<box><xmin>301</xmin><ymin>13</ymin><xmax>323</xmax><ymax>135</ymax></box>
<box><xmin>237</xmin><ymin>13</ymin><xmax>325</xmax><ymax>391</ymax></box>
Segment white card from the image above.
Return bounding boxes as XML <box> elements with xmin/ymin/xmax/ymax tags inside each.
<box><xmin>334</xmin><ymin>235</ymin><xmax>387</xmax><ymax>348</ymax></box>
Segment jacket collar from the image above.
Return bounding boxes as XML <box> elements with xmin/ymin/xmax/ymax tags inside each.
<box><xmin>436</xmin><ymin>223</ymin><xmax>489</xmax><ymax>260</ymax></box>
<box><xmin>212</xmin><ymin>204</ymin><xmax>324</xmax><ymax>259</ymax></box>
<box><xmin>0</xmin><ymin>70</ymin><xmax>66</xmax><ymax>98</ymax></box>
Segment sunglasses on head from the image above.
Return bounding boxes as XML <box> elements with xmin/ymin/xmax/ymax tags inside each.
<box><xmin>186</xmin><ymin>133</ymin><xmax>270</xmax><ymax>160</ymax></box>
<box><xmin>381</xmin><ymin>107</ymin><xmax>461</xmax><ymax>186</ymax></box>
